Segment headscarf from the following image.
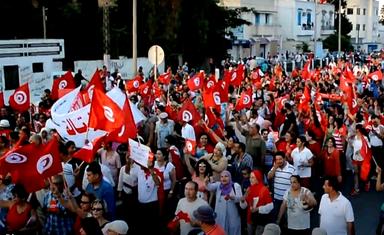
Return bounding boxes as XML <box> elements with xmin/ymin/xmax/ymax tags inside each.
<box><xmin>219</xmin><ymin>170</ymin><xmax>233</xmax><ymax>196</ymax></box>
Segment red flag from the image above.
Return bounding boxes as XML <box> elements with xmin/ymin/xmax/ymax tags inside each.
<box><xmin>230</xmin><ymin>64</ymin><xmax>244</xmax><ymax>87</ymax></box>
<box><xmin>187</xmin><ymin>72</ymin><xmax>204</xmax><ymax>91</ymax></box>
<box><xmin>107</xmin><ymin>99</ymin><xmax>137</xmax><ymax>143</ymax></box>
<box><xmin>184</xmin><ymin>139</ymin><xmax>196</xmax><ymax>155</ymax></box>
<box><xmin>343</xmin><ymin>63</ymin><xmax>356</xmax><ymax>84</ymax></box>
<box><xmin>73</xmin><ymin>136</ymin><xmax>105</xmax><ymax>163</ymax></box>
<box><xmin>301</xmin><ymin>61</ymin><xmax>311</xmax><ymax>80</ymax></box>
<box><xmin>235</xmin><ymin>89</ymin><xmax>253</xmax><ymax>111</ymax></box>
<box><xmin>51</xmin><ymin>71</ymin><xmax>76</xmax><ymax>100</ymax></box>
<box><xmin>82</xmin><ymin>70</ymin><xmax>105</xmax><ymax>105</ymax></box>
<box><xmin>178</xmin><ymin>99</ymin><xmax>201</xmax><ymax>125</ymax></box>
<box><xmin>298</xmin><ymin>86</ymin><xmax>310</xmax><ymax>113</ymax></box>
<box><xmin>202</xmin><ymin>86</ymin><xmax>221</xmax><ymax>111</ymax></box>
<box><xmin>204</xmin><ymin>75</ymin><xmax>217</xmax><ymax>92</ymax></box>
<box><xmin>88</xmin><ymin>89</ymin><xmax>125</xmax><ymax>131</ymax></box>
<box><xmin>339</xmin><ymin>74</ymin><xmax>350</xmax><ymax>93</ymax></box>
<box><xmin>0</xmin><ymin>139</ymin><xmax>62</xmax><ymax>192</ymax></box>
<box><xmin>218</xmin><ymin>79</ymin><xmax>229</xmax><ymax>103</ymax></box>
<box><xmin>368</xmin><ymin>70</ymin><xmax>383</xmax><ymax>81</ymax></box>
<box><xmin>345</xmin><ymin>85</ymin><xmax>358</xmax><ymax>115</ymax></box>
<box><xmin>276</xmin><ymin>94</ymin><xmax>290</xmax><ymax>111</ymax></box>
<box><xmin>205</xmin><ymin>107</ymin><xmax>217</xmax><ymax>128</ymax></box>
<box><xmin>125</xmin><ymin>76</ymin><xmax>143</xmax><ymax>92</ymax></box>
<box><xmin>158</xmin><ymin>72</ymin><xmax>171</xmax><ymax>85</ymax></box>
<box><xmin>138</xmin><ymin>81</ymin><xmax>152</xmax><ymax>97</ymax></box>
<box><xmin>360</xmin><ymin>136</ymin><xmax>372</xmax><ymax>181</ymax></box>
<box><xmin>9</xmin><ymin>83</ymin><xmax>30</xmax><ymax>112</ymax></box>
<box><xmin>319</xmin><ymin>0</ymin><xmax>327</xmax><ymax>3</ymax></box>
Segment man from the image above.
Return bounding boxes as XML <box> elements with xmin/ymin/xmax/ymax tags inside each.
<box><xmin>172</xmin><ymin>181</ymin><xmax>208</xmax><ymax>235</ymax></box>
<box><xmin>319</xmin><ymin>176</ymin><xmax>355</xmax><ymax>235</ymax></box>
<box><xmin>85</xmin><ymin>161</ymin><xmax>116</xmax><ymax>220</ymax></box>
<box><xmin>43</xmin><ymin>175</ymin><xmax>74</xmax><ymax>235</ymax></box>
<box><xmin>369</xmin><ymin>114</ymin><xmax>384</xmax><ymax>174</ymax></box>
<box><xmin>155</xmin><ymin>112</ymin><xmax>175</xmax><ymax>149</ymax></box>
<box><xmin>236</xmin><ymin>121</ymin><xmax>266</xmax><ymax>169</ymax></box>
<box><xmin>231</xmin><ymin>142</ymin><xmax>253</xmax><ymax>183</ymax></box>
<box><xmin>280</xmin><ymin>103</ymin><xmax>298</xmax><ymax>138</ymax></box>
<box><xmin>192</xmin><ymin>205</ymin><xmax>226</xmax><ymax>235</ymax></box>
<box><xmin>267</xmin><ymin>151</ymin><xmax>296</xmax><ymax>220</ymax></box>
<box><xmin>181</xmin><ymin>120</ymin><xmax>196</xmax><ymax>141</ymax></box>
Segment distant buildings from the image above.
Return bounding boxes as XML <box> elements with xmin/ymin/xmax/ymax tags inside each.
<box><xmin>221</xmin><ymin>0</ymin><xmax>382</xmax><ymax>59</ymax></box>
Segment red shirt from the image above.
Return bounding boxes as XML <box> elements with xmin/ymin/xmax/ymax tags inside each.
<box><xmin>206</xmin><ymin>224</ymin><xmax>226</xmax><ymax>235</ymax></box>
<box><xmin>6</xmin><ymin>202</ymin><xmax>32</xmax><ymax>232</ymax></box>
<box><xmin>321</xmin><ymin>149</ymin><xmax>341</xmax><ymax>177</ymax></box>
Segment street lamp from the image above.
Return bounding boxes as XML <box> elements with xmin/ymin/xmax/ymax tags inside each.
<box><xmin>42</xmin><ymin>6</ymin><xmax>47</xmax><ymax>39</ymax></box>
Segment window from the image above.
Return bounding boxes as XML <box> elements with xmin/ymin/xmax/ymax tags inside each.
<box><xmin>32</xmin><ymin>62</ymin><xmax>43</xmax><ymax>73</ymax></box>
<box><xmin>357</xmin><ymin>8</ymin><xmax>360</xmax><ymax>15</ymax></box>
<box><xmin>363</xmin><ymin>8</ymin><xmax>366</xmax><ymax>15</ymax></box>
<box><xmin>376</xmin><ymin>8</ymin><xmax>379</xmax><ymax>16</ymax></box>
<box><xmin>297</xmin><ymin>9</ymin><xmax>302</xmax><ymax>26</ymax></box>
<box><xmin>347</xmin><ymin>8</ymin><xmax>353</xmax><ymax>15</ymax></box>
<box><xmin>307</xmin><ymin>12</ymin><xmax>312</xmax><ymax>26</ymax></box>
<box><xmin>265</xmin><ymin>14</ymin><xmax>270</xmax><ymax>25</ymax></box>
<box><xmin>356</xmin><ymin>24</ymin><xmax>360</xmax><ymax>31</ymax></box>
<box><xmin>255</xmin><ymin>13</ymin><xmax>260</xmax><ymax>25</ymax></box>
<box><xmin>363</xmin><ymin>24</ymin><xmax>365</xmax><ymax>31</ymax></box>
<box><xmin>3</xmin><ymin>65</ymin><xmax>20</xmax><ymax>90</ymax></box>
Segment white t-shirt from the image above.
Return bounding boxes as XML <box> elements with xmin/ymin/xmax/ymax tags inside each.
<box><xmin>175</xmin><ymin>197</ymin><xmax>208</xmax><ymax>235</ymax></box>
<box><xmin>137</xmin><ymin>169</ymin><xmax>159</xmax><ymax>203</ymax></box>
<box><xmin>291</xmin><ymin>147</ymin><xmax>313</xmax><ymax>178</ymax></box>
<box><xmin>319</xmin><ymin>193</ymin><xmax>354</xmax><ymax>235</ymax></box>
<box><xmin>182</xmin><ymin>123</ymin><xmax>196</xmax><ymax>141</ymax></box>
<box><xmin>62</xmin><ymin>162</ymin><xmax>81</xmax><ymax>197</ymax></box>
<box><xmin>117</xmin><ymin>164</ymin><xmax>139</xmax><ymax>194</ymax></box>
<box><xmin>155</xmin><ymin>161</ymin><xmax>175</xmax><ymax>190</ymax></box>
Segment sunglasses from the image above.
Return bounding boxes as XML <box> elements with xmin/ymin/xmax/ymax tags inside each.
<box><xmin>92</xmin><ymin>208</ymin><xmax>103</xmax><ymax>211</ymax></box>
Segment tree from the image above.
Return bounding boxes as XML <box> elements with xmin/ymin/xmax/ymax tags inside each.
<box><xmin>323</xmin><ymin>33</ymin><xmax>352</xmax><ymax>52</ymax></box>
<box><xmin>323</xmin><ymin>0</ymin><xmax>352</xmax><ymax>51</ymax></box>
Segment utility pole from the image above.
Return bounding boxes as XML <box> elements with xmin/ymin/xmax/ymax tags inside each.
<box><xmin>103</xmin><ymin>6</ymin><xmax>110</xmax><ymax>55</ymax></box>
<box><xmin>42</xmin><ymin>6</ymin><xmax>47</xmax><ymax>39</ymax></box>
<box><xmin>314</xmin><ymin>0</ymin><xmax>318</xmax><ymax>58</ymax></box>
<box><xmin>338</xmin><ymin>0</ymin><xmax>341</xmax><ymax>57</ymax></box>
<box><xmin>132</xmin><ymin>0</ymin><xmax>137</xmax><ymax>76</ymax></box>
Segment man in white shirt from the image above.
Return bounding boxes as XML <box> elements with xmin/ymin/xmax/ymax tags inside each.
<box><xmin>173</xmin><ymin>181</ymin><xmax>208</xmax><ymax>235</ymax></box>
<box><xmin>319</xmin><ymin>176</ymin><xmax>355</xmax><ymax>235</ymax></box>
<box><xmin>181</xmin><ymin>121</ymin><xmax>196</xmax><ymax>141</ymax></box>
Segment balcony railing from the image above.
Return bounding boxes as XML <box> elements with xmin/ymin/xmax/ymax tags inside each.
<box><xmin>321</xmin><ymin>25</ymin><xmax>334</xmax><ymax>30</ymax></box>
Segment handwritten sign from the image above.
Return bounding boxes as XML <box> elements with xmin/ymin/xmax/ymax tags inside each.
<box><xmin>129</xmin><ymin>138</ymin><xmax>151</xmax><ymax>168</ymax></box>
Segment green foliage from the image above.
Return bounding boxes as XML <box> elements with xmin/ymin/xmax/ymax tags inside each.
<box><xmin>323</xmin><ymin>33</ymin><xmax>353</xmax><ymax>51</ymax></box>
<box><xmin>0</xmin><ymin>0</ymin><xmax>250</xmax><ymax>70</ymax></box>
<box><xmin>334</xmin><ymin>13</ymin><xmax>352</xmax><ymax>36</ymax></box>
<box><xmin>302</xmin><ymin>42</ymin><xmax>310</xmax><ymax>53</ymax></box>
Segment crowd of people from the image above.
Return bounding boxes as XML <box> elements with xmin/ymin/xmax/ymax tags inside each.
<box><xmin>0</xmin><ymin>51</ymin><xmax>383</xmax><ymax>235</ymax></box>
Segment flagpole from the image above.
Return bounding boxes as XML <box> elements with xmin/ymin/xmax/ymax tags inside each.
<box><xmin>338</xmin><ymin>0</ymin><xmax>341</xmax><ymax>57</ymax></box>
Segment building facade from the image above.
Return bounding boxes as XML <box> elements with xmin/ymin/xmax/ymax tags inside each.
<box><xmin>345</xmin><ymin>0</ymin><xmax>382</xmax><ymax>52</ymax></box>
<box><xmin>221</xmin><ymin>0</ymin><xmax>334</xmax><ymax>59</ymax></box>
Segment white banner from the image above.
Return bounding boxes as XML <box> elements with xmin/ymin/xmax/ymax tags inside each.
<box><xmin>129</xmin><ymin>138</ymin><xmax>151</xmax><ymax>168</ymax></box>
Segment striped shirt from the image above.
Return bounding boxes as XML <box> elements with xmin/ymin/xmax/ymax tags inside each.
<box><xmin>332</xmin><ymin>129</ymin><xmax>344</xmax><ymax>152</ymax></box>
<box><xmin>269</xmin><ymin>162</ymin><xmax>296</xmax><ymax>200</ymax></box>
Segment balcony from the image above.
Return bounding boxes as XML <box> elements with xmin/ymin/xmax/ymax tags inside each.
<box><xmin>320</xmin><ymin>25</ymin><xmax>334</xmax><ymax>35</ymax></box>
<box><xmin>296</xmin><ymin>23</ymin><xmax>314</xmax><ymax>36</ymax></box>
<box><xmin>249</xmin><ymin>24</ymin><xmax>280</xmax><ymax>38</ymax></box>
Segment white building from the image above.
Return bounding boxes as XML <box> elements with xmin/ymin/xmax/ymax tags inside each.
<box><xmin>220</xmin><ymin>0</ymin><xmax>281</xmax><ymax>59</ymax></box>
<box><xmin>276</xmin><ymin>0</ymin><xmax>334</xmax><ymax>54</ymax></box>
<box><xmin>220</xmin><ymin>0</ymin><xmax>334</xmax><ymax>59</ymax></box>
<box><xmin>345</xmin><ymin>0</ymin><xmax>382</xmax><ymax>52</ymax></box>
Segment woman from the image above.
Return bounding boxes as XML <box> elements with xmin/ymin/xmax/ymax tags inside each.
<box><xmin>277</xmin><ymin>175</ymin><xmax>317</xmax><ymax>235</ymax></box>
<box><xmin>154</xmin><ymin>148</ymin><xmax>176</xmax><ymax>200</ymax></box>
<box><xmin>240</xmin><ymin>170</ymin><xmax>273</xmax><ymax>235</ymax></box>
<box><xmin>185</xmin><ymin>157</ymin><xmax>212</xmax><ymax>201</ymax></box>
<box><xmin>207</xmin><ymin>171</ymin><xmax>243</xmax><ymax>235</ymax></box>
<box><xmin>276</xmin><ymin>131</ymin><xmax>296</xmax><ymax>160</ymax></box>
<box><xmin>98</xmin><ymin>141</ymin><xmax>121</xmax><ymax>186</ymax></box>
<box><xmin>195</xmin><ymin>134</ymin><xmax>214</xmax><ymax>159</ymax></box>
<box><xmin>321</xmin><ymin>137</ymin><xmax>342</xmax><ymax>183</ymax></box>
<box><xmin>201</xmin><ymin>142</ymin><xmax>228</xmax><ymax>182</ymax></box>
<box><xmin>351</xmin><ymin>124</ymin><xmax>371</xmax><ymax>195</ymax></box>
<box><xmin>290</xmin><ymin>136</ymin><xmax>314</xmax><ymax>189</ymax></box>
<box><xmin>91</xmin><ymin>199</ymin><xmax>110</xmax><ymax>230</ymax></box>
<box><xmin>73</xmin><ymin>193</ymin><xmax>96</xmax><ymax>235</ymax></box>
<box><xmin>117</xmin><ymin>154</ymin><xmax>139</xmax><ymax>231</ymax></box>
<box><xmin>0</xmin><ymin>184</ymin><xmax>37</xmax><ymax>234</ymax></box>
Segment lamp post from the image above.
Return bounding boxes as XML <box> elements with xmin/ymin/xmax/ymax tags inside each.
<box><xmin>42</xmin><ymin>6</ymin><xmax>47</xmax><ymax>39</ymax></box>
<box><xmin>132</xmin><ymin>0</ymin><xmax>137</xmax><ymax>76</ymax></box>
<box><xmin>338</xmin><ymin>0</ymin><xmax>341</xmax><ymax>57</ymax></box>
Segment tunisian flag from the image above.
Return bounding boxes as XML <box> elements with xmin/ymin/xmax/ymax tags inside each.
<box><xmin>235</xmin><ymin>89</ymin><xmax>253</xmax><ymax>111</ymax></box>
<box><xmin>9</xmin><ymin>83</ymin><xmax>30</xmax><ymax>113</ymax></box>
<box><xmin>82</xmin><ymin>70</ymin><xmax>105</xmax><ymax>105</ymax></box>
<box><xmin>51</xmin><ymin>71</ymin><xmax>76</xmax><ymax>100</ymax></box>
<box><xmin>184</xmin><ymin>139</ymin><xmax>196</xmax><ymax>155</ymax></box>
<box><xmin>158</xmin><ymin>72</ymin><xmax>171</xmax><ymax>85</ymax></box>
<box><xmin>187</xmin><ymin>72</ymin><xmax>204</xmax><ymax>91</ymax></box>
<box><xmin>360</xmin><ymin>136</ymin><xmax>372</xmax><ymax>181</ymax></box>
<box><xmin>88</xmin><ymin>89</ymin><xmax>125</xmax><ymax>131</ymax></box>
<box><xmin>73</xmin><ymin>136</ymin><xmax>105</xmax><ymax>163</ymax></box>
<box><xmin>0</xmin><ymin>139</ymin><xmax>62</xmax><ymax>192</ymax></box>
<box><xmin>125</xmin><ymin>76</ymin><xmax>143</xmax><ymax>92</ymax></box>
<box><xmin>178</xmin><ymin>99</ymin><xmax>201</xmax><ymax>125</ymax></box>
<box><xmin>368</xmin><ymin>70</ymin><xmax>383</xmax><ymax>81</ymax></box>
<box><xmin>107</xmin><ymin>99</ymin><xmax>137</xmax><ymax>143</ymax></box>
